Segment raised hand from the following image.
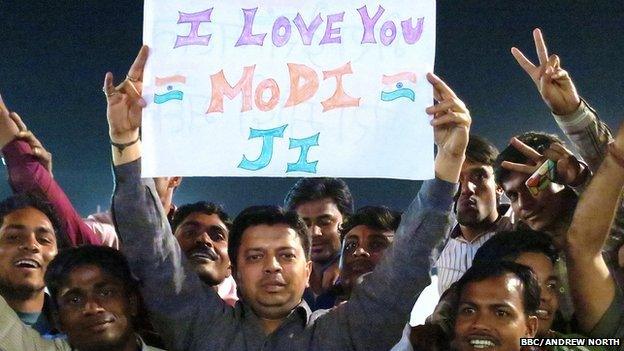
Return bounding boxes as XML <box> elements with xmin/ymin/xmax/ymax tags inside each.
<box><xmin>501</xmin><ymin>137</ymin><xmax>587</xmax><ymax>187</ymax></box>
<box><xmin>103</xmin><ymin>45</ymin><xmax>148</xmax><ymax>144</ymax></box>
<box><xmin>9</xmin><ymin>112</ymin><xmax>53</xmax><ymax>175</ymax></box>
<box><xmin>425</xmin><ymin>73</ymin><xmax>471</xmax><ymax>183</ymax></box>
<box><xmin>511</xmin><ymin>28</ymin><xmax>580</xmax><ymax>115</ymax></box>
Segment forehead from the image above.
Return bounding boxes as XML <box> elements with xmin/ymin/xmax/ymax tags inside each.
<box><xmin>461</xmin><ymin>159</ymin><xmax>493</xmax><ymax>174</ymax></box>
<box><xmin>345</xmin><ymin>224</ymin><xmax>393</xmax><ymax>240</ymax></box>
<box><xmin>240</xmin><ymin>224</ymin><xmax>303</xmax><ymax>251</ymax></box>
<box><xmin>1</xmin><ymin>207</ymin><xmax>53</xmax><ymax>229</ymax></box>
<box><xmin>179</xmin><ymin>212</ymin><xmax>226</xmax><ymax>228</ymax></box>
<box><xmin>515</xmin><ymin>252</ymin><xmax>554</xmax><ymax>278</ymax></box>
<box><xmin>62</xmin><ymin>264</ymin><xmax>123</xmax><ymax>291</ymax></box>
<box><xmin>461</xmin><ymin>274</ymin><xmax>525</xmax><ymax>308</ymax></box>
<box><xmin>501</xmin><ymin>170</ymin><xmax>530</xmax><ymax>192</ymax></box>
<box><xmin>295</xmin><ymin>198</ymin><xmax>341</xmax><ymax>218</ymax></box>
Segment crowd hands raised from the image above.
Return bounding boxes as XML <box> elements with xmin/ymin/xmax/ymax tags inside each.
<box><xmin>0</xmin><ymin>27</ymin><xmax>621</xmax><ymax>351</ymax></box>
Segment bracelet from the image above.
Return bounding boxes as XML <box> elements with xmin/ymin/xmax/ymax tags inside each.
<box><xmin>608</xmin><ymin>141</ymin><xmax>624</xmax><ymax>169</ymax></box>
<box><xmin>111</xmin><ymin>135</ymin><xmax>140</xmax><ymax>153</ymax></box>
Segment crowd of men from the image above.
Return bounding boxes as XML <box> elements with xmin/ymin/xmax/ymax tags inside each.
<box><xmin>0</xmin><ymin>28</ymin><xmax>622</xmax><ymax>351</ymax></box>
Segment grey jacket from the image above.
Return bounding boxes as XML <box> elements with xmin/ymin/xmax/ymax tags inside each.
<box><xmin>112</xmin><ymin>159</ymin><xmax>456</xmax><ymax>351</ymax></box>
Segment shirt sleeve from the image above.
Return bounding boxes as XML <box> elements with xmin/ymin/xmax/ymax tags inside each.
<box><xmin>589</xmin><ymin>286</ymin><xmax>624</xmax><ymax>338</ymax></box>
<box><xmin>1</xmin><ymin>139</ymin><xmax>101</xmax><ymax>246</ymax></box>
<box><xmin>313</xmin><ymin>178</ymin><xmax>456</xmax><ymax>350</ymax></box>
<box><xmin>0</xmin><ymin>295</ymin><xmax>71</xmax><ymax>351</ymax></box>
<box><xmin>112</xmin><ymin>159</ymin><xmax>233</xmax><ymax>351</ymax></box>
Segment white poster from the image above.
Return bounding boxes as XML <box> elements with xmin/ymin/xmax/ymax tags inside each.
<box><xmin>142</xmin><ymin>0</ymin><xmax>436</xmax><ymax>179</ymax></box>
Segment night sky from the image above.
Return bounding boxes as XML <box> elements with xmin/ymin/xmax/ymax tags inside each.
<box><xmin>0</xmin><ymin>1</ymin><xmax>623</xmax><ymax>216</ymax></box>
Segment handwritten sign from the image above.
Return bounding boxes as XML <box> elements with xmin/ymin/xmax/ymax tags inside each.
<box><xmin>142</xmin><ymin>0</ymin><xmax>436</xmax><ymax>179</ymax></box>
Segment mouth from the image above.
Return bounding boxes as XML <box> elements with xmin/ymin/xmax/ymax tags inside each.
<box><xmin>86</xmin><ymin>318</ymin><xmax>115</xmax><ymax>332</ymax></box>
<box><xmin>13</xmin><ymin>258</ymin><xmax>42</xmax><ymax>269</ymax></box>
<box><xmin>467</xmin><ymin>335</ymin><xmax>498</xmax><ymax>349</ymax></box>
<box><xmin>536</xmin><ymin>308</ymin><xmax>551</xmax><ymax>320</ymax></box>
<box><xmin>347</xmin><ymin>259</ymin><xmax>375</xmax><ymax>275</ymax></box>
<box><xmin>188</xmin><ymin>249</ymin><xmax>218</xmax><ymax>262</ymax></box>
<box><xmin>261</xmin><ymin>278</ymin><xmax>287</xmax><ymax>292</ymax></box>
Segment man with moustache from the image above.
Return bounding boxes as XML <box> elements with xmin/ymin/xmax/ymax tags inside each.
<box><xmin>336</xmin><ymin>206</ymin><xmax>400</xmax><ymax>304</ymax></box>
<box><xmin>0</xmin><ymin>193</ymin><xmax>66</xmax><ymax>339</ymax></box>
<box><xmin>284</xmin><ymin>177</ymin><xmax>354</xmax><ymax>310</ymax></box>
<box><xmin>0</xmin><ymin>245</ymin><xmax>164</xmax><ymax>350</ymax></box>
<box><xmin>170</xmin><ymin>201</ymin><xmax>237</xmax><ymax>306</ymax></box>
<box><xmin>435</xmin><ymin>135</ymin><xmax>512</xmax><ymax>294</ymax></box>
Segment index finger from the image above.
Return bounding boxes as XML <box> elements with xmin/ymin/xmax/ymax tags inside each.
<box><xmin>533</xmin><ymin>28</ymin><xmax>549</xmax><ymax>65</ymax></box>
<box><xmin>426</xmin><ymin>72</ymin><xmax>458</xmax><ymax>100</ymax></box>
<box><xmin>510</xmin><ymin>137</ymin><xmax>542</xmax><ymax>161</ymax></box>
<box><xmin>9</xmin><ymin>112</ymin><xmax>28</xmax><ymax>132</ymax></box>
<box><xmin>127</xmin><ymin>45</ymin><xmax>149</xmax><ymax>81</ymax></box>
<box><xmin>0</xmin><ymin>94</ymin><xmax>8</xmax><ymax>115</ymax></box>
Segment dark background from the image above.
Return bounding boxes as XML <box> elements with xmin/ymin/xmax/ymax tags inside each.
<box><xmin>0</xmin><ymin>1</ymin><xmax>622</xmax><ymax>216</ymax></box>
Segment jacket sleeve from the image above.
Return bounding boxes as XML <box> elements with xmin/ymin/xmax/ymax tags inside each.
<box><xmin>112</xmin><ymin>159</ymin><xmax>234</xmax><ymax>350</ymax></box>
<box><xmin>2</xmin><ymin>139</ymin><xmax>101</xmax><ymax>246</ymax></box>
<box><xmin>313</xmin><ymin>178</ymin><xmax>456</xmax><ymax>350</ymax></box>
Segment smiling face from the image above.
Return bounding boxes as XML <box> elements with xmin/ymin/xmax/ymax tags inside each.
<box><xmin>57</xmin><ymin>265</ymin><xmax>136</xmax><ymax>351</ymax></box>
<box><xmin>454</xmin><ymin>274</ymin><xmax>537</xmax><ymax>351</ymax></box>
<box><xmin>341</xmin><ymin>224</ymin><xmax>394</xmax><ymax>290</ymax></box>
<box><xmin>457</xmin><ymin>160</ymin><xmax>500</xmax><ymax>228</ymax></box>
<box><xmin>514</xmin><ymin>252</ymin><xmax>559</xmax><ymax>336</ymax></box>
<box><xmin>235</xmin><ymin>224</ymin><xmax>311</xmax><ymax>320</ymax></box>
<box><xmin>295</xmin><ymin>198</ymin><xmax>343</xmax><ymax>264</ymax></box>
<box><xmin>0</xmin><ymin>207</ymin><xmax>57</xmax><ymax>300</ymax></box>
<box><xmin>500</xmin><ymin>171</ymin><xmax>566</xmax><ymax>233</ymax></box>
<box><xmin>174</xmin><ymin>212</ymin><xmax>230</xmax><ymax>285</ymax></box>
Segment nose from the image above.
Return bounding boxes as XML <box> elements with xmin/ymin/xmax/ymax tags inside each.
<box><xmin>263</xmin><ymin>255</ymin><xmax>282</xmax><ymax>274</ymax></box>
<box><xmin>82</xmin><ymin>297</ymin><xmax>105</xmax><ymax>316</ymax></box>
<box><xmin>460</xmin><ymin>180</ymin><xmax>476</xmax><ymax>196</ymax></box>
<box><xmin>195</xmin><ymin>231</ymin><xmax>214</xmax><ymax>247</ymax></box>
<box><xmin>353</xmin><ymin>245</ymin><xmax>370</xmax><ymax>258</ymax></box>
<box><xmin>19</xmin><ymin>233</ymin><xmax>41</xmax><ymax>253</ymax></box>
<box><xmin>469</xmin><ymin>311</ymin><xmax>493</xmax><ymax>333</ymax></box>
<box><xmin>517</xmin><ymin>192</ymin><xmax>536</xmax><ymax>216</ymax></box>
<box><xmin>310</xmin><ymin>224</ymin><xmax>322</xmax><ymax>237</ymax></box>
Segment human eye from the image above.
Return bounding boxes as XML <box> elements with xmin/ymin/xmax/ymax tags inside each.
<box><xmin>344</xmin><ymin>240</ymin><xmax>357</xmax><ymax>253</ymax></box>
<box><xmin>368</xmin><ymin>239</ymin><xmax>389</xmax><ymax>251</ymax></box>
<box><xmin>495</xmin><ymin>309</ymin><xmax>510</xmax><ymax>317</ymax></box>
<box><xmin>280</xmin><ymin>252</ymin><xmax>296</xmax><ymax>260</ymax></box>
<box><xmin>459</xmin><ymin>306</ymin><xmax>475</xmax><ymax>315</ymax></box>
<box><xmin>317</xmin><ymin>216</ymin><xmax>334</xmax><ymax>226</ymax></box>
<box><xmin>246</xmin><ymin>253</ymin><xmax>263</xmax><ymax>262</ymax></box>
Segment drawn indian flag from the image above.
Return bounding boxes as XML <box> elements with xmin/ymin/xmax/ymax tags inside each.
<box><xmin>380</xmin><ymin>72</ymin><xmax>417</xmax><ymax>102</ymax></box>
<box><xmin>154</xmin><ymin>75</ymin><xmax>186</xmax><ymax>104</ymax></box>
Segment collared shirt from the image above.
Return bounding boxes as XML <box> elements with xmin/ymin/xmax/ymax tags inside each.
<box><xmin>112</xmin><ymin>159</ymin><xmax>456</xmax><ymax>351</ymax></box>
<box><xmin>435</xmin><ymin>204</ymin><xmax>513</xmax><ymax>295</ymax></box>
<box><xmin>0</xmin><ymin>294</ymin><xmax>164</xmax><ymax>350</ymax></box>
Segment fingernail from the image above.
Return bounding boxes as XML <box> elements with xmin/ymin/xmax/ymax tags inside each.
<box><xmin>138</xmin><ymin>98</ymin><xmax>147</xmax><ymax>107</ymax></box>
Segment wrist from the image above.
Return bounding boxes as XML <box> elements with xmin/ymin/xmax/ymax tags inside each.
<box><xmin>109</xmin><ymin>130</ymin><xmax>140</xmax><ymax>144</ymax></box>
<box><xmin>551</xmin><ymin>98</ymin><xmax>581</xmax><ymax>116</ymax></box>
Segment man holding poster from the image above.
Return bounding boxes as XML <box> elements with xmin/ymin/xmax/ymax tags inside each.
<box><xmin>106</xmin><ymin>38</ymin><xmax>470</xmax><ymax>349</ymax></box>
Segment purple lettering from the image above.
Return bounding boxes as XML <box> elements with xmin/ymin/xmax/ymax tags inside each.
<box><xmin>357</xmin><ymin>5</ymin><xmax>385</xmax><ymax>44</ymax></box>
<box><xmin>293</xmin><ymin>13</ymin><xmax>323</xmax><ymax>45</ymax></box>
<box><xmin>235</xmin><ymin>8</ymin><xmax>266</xmax><ymax>47</ymax></box>
<box><xmin>174</xmin><ymin>8</ymin><xmax>214</xmax><ymax>48</ymax></box>
<box><xmin>401</xmin><ymin>17</ymin><xmax>424</xmax><ymax>44</ymax></box>
<box><xmin>272</xmin><ymin>16</ymin><xmax>291</xmax><ymax>47</ymax></box>
<box><xmin>380</xmin><ymin>21</ymin><xmax>397</xmax><ymax>46</ymax></box>
<box><xmin>319</xmin><ymin>12</ymin><xmax>344</xmax><ymax>45</ymax></box>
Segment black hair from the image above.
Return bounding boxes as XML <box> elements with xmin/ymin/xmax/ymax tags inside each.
<box><xmin>228</xmin><ymin>206</ymin><xmax>311</xmax><ymax>268</ymax></box>
<box><xmin>494</xmin><ymin>131</ymin><xmax>565</xmax><ymax>184</ymax></box>
<box><xmin>473</xmin><ymin>229</ymin><xmax>559</xmax><ymax>266</ymax></box>
<box><xmin>44</xmin><ymin>245</ymin><xmax>139</xmax><ymax>305</ymax></box>
<box><xmin>284</xmin><ymin>178</ymin><xmax>354</xmax><ymax>216</ymax></box>
<box><xmin>454</xmin><ymin>261</ymin><xmax>541</xmax><ymax>317</ymax></box>
<box><xmin>0</xmin><ymin>192</ymin><xmax>68</xmax><ymax>249</ymax></box>
<box><xmin>466</xmin><ymin>134</ymin><xmax>499</xmax><ymax>166</ymax></box>
<box><xmin>171</xmin><ymin>201</ymin><xmax>232</xmax><ymax>233</ymax></box>
<box><xmin>339</xmin><ymin>206</ymin><xmax>401</xmax><ymax>241</ymax></box>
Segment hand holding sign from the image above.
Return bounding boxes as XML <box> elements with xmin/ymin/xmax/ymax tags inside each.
<box><xmin>104</xmin><ymin>45</ymin><xmax>149</xmax><ymax>144</ymax></box>
<box><xmin>511</xmin><ymin>28</ymin><xmax>581</xmax><ymax>116</ymax></box>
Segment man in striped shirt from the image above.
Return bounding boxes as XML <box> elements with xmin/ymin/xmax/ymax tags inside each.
<box><xmin>435</xmin><ymin>135</ymin><xmax>513</xmax><ymax>295</ymax></box>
